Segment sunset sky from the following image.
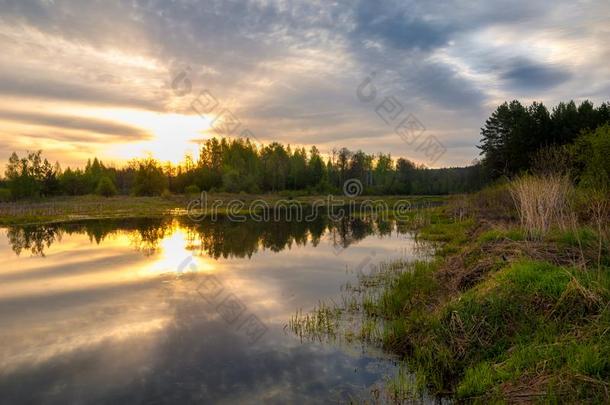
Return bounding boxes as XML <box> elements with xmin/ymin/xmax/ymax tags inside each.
<box><xmin>0</xmin><ymin>0</ymin><xmax>608</xmax><ymax>168</ymax></box>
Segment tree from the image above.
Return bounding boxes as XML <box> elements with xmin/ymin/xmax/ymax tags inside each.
<box><xmin>307</xmin><ymin>146</ymin><xmax>325</xmax><ymax>190</ymax></box>
<box><xmin>479</xmin><ymin>99</ymin><xmax>610</xmax><ymax>179</ymax></box>
<box><xmin>96</xmin><ymin>176</ymin><xmax>118</xmax><ymax>197</ymax></box>
<box><xmin>4</xmin><ymin>151</ymin><xmax>59</xmax><ymax>199</ymax></box>
<box><xmin>132</xmin><ymin>157</ymin><xmax>168</xmax><ymax>196</ymax></box>
<box><xmin>572</xmin><ymin>124</ymin><xmax>610</xmax><ymax>190</ymax></box>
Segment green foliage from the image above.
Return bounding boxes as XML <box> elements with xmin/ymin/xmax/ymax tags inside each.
<box><xmin>176</xmin><ymin>137</ymin><xmax>486</xmax><ymax>195</ymax></box>
<box><xmin>4</xmin><ymin>150</ymin><xmax>60</xmax><ymax>199</ymax></box>
<box><xmin>479</xmin><ymin>100</ymin><xmax>610</xmax><ymax>179</ymax></box>
<box><xmin>132</xmin><ymin>157</ymin><xmax>168</xmax><ymax>196</ymax></box>
<box><xmin>477</xmin><ymin>227</ymin><xmax>525</xmax><ymax>243</ymax></box>
<box><xmin>4</xmin><ymin>137</ymin><xmax>490</xmax><ymax>199</ymax></box>
<box><xmin>376</xmin><ymin>261</ymin><xmax>439</xmax><ymax>319</ymax></box>
<box><xmin>184</xmin><ymin>184</ymin><xmax>200</xmax><ymax>195</ymax></box>
<box><xmin>572</xmin><ymin>124</ymin><xmax>610</xmax><ymax>190</ymax></box>
<box><xmin>95</xmin><ymin>176</ymin><xmax>117</xmax><ymax>197</ymax></box>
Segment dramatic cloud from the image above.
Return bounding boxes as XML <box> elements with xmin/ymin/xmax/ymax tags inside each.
<box><xmin>501</xmin><ymin>58</ymin><xmax>571</xmax><ymax>91</ymax></box>
<box><xmin>0</xmin><ymin>0</ymin><xmax>607</xmax><ymax>167</ymax></box>
<box><xmin>0</xmin><ymin>110</ymin><xmax>152</xmax><ymax>140</ymax></box>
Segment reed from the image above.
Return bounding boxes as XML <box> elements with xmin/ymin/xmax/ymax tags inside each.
<box><xmin>509</xmin><ymin>175</ymin><xmax>573</xmax><ymax>239</ymax></box>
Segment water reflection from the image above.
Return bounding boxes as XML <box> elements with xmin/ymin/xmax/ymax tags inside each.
<box><xmin>5</xmin><ymin>215</ymin><xmax>406</xmax><ymax>258</ymax></box>
<box><xmin>0</xmin><ymin>217</ymin><xmax>424</xmax><ymax>404</ymax></box>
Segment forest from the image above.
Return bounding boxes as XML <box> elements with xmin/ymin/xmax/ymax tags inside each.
<box><xmin>0</xmin><ymin>99</ymin><xmax>608</xmax><ymax>201</ymax></box>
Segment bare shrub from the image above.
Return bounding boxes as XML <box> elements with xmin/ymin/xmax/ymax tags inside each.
<box><xmin>530</xmin><ymin>144</ymin><xmax>572</xmax><ymax>177</ymax></box>
<box><xmin>510</xmin><ymin>175</ymin><xmax>573</xmax><ymax>239</ymax></box>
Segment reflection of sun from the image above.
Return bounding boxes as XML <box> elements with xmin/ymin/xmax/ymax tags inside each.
<box><xmin>145</xmin><ymin>228</ymin><xmax>216</xmax><ymax>275</ymax></box>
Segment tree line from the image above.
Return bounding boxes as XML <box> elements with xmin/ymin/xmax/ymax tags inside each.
<box><xmin>0</xmin><ymin>139</ymin><xmax>486</xmax><ymax>200</ymax></box>
<box><xmin>479</xmin><ymin>99</ymin><xmax>610</xmax><ymax>186</ymax></box>
<box><xmin>2</xmin><ymin>98</ymin><xmax>607</xmax><ymax>201</ymax></box>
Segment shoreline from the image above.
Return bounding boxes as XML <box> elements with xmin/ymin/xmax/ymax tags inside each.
<box><xmin>327</xmin><ymin>195</ymin><xmax>609</xmax><ymax>402</ymax></box>
<box><xmin>0</xmin><ymin>194</ymin><xmax>447</xmax><ymax>226</ymax></box>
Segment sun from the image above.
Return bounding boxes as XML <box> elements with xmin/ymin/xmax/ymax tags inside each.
<box><xmin>75</xmin><ymin>107</ymin><xmax>216</xmax><ymax>164</ymax></box>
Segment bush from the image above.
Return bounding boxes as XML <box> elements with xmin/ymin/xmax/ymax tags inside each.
<box><xmin>132</xmin><ymin>157</ymin><xmax>168</xmax><ymax>196</ymax></box>
<box><xmin>572</xmin><ymin>124</ymin><xmax>610</xmax><ymax>190</ymax></box>
<box><xmin>184</xmin><ymin>184</ymin><xmax>200</xmax><ymax>195</ymax></box>
<box><xmin>95</xmin><ymin>177</ymin><xmax>117</xmax><ymax>197</ymax></box>
<box><xmin>510</xmin><ymin>175</ymin><xmax>573</xmax><ymax>238</ymax></box>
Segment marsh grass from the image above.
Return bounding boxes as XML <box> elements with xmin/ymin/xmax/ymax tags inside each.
<box><xmin>288</xmin><ymin>301</ymin><xmax>341</xmax><ymax>342</ymax></box>
<box><xmin>509</xmin><ymin>175</ymin><xmax>573</xmax><ymax>239</ymax></box>
<box><xmin>360</xmin><ymin>197</ymin><xmax>610</xmax><ymax>402</ymax></box>
<box><xmin>289</xmin><ymin>192</ymin><xmax>609</xmax><ymax>402</ymax></box>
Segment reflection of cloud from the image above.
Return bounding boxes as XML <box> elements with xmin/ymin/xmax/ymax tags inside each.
<box><xmin>0</xmin><ymin>222</ymin><xmax>413</xmax><ymax>403</ymax></box>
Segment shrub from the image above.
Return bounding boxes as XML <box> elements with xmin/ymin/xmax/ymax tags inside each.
<box><xmin>95</xmin><ymin>176</ymin><xmax>117</xmax><ymax>197</ymax></box>
<box><xmin>510</xmin><ymin>175</ymin><xmax>573</xmax><ymax>238</ymax></box>
<box><xmin>184</xmin><ymin>184</ymin><xmax>200</xmax><ymax>195</ymax></box>
<box><xmin>572</xmin><ymin>124</ymin><xmax>610</xmax><ymax>190</ymax></box>
<box><xmin>132</xmin><ymin>157</ymin><xmax>168</xmax><ymax>196</ymax></box>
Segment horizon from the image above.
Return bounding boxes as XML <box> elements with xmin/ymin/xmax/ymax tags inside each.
<box><xmin>0</xmin><ymin>1</ymin><xmax>609</xmax><ymax>169</ymax></box>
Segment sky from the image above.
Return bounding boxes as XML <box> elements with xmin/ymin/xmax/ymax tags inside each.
<box><xmin>0</xmin><ymin>0</ymin><xmax>608</xmax><ymax>169</ymax></box>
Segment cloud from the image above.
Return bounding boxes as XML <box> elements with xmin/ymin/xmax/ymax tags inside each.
<box><xmin>0</xmin><ymin>111</ymin><xmax>152</xmax><ymax>141</ymax></box>
<box><xmin>0</xmin><ymin>0</ymin><xmax>607</xmax><ymax>166</ymax></box>
<box><xmin>0</xmin><ymin>74</ymin><xmax>162</xmax><ymax>110</ymax></box>
<box><xmin>352</xmin><ymin>2</ymin><xmax>455</xmax><ymax>51</ymax></box>
<box><xmin>500</xmin><ymin>58</ymin><xmax>571</xmax><ymax>91</ymax></box>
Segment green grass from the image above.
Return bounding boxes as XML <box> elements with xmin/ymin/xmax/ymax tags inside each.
<box><xmin>373</xmin><ymin>260</ymin><xmax>439</xmax><ymax>318</ymax></box>
<box><xmin>362</xmin><ymin>201</ymin><xmax>610</xmax><ymax>402</ymax></box>
<box><xmin>550</xmin><ymin>226</ymin><xmax>600</xmax><ymax>248</ymax></box>
<box><xmin>373</xmin><ymin>257</ymin><xmax>610</xmax><ymax>402</ymax></box>
<box><xmin>416</xmin><ymin>210</ymin><xmax>473</xmax><ymax>255</ymax></box>
<box><xmin>477</xmin><ymin>227</ymin><xmax>525</xmax><ymax>243</ymax></box>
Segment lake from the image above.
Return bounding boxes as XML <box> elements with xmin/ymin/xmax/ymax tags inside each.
<box><xmin>0</xmin><ymin>216</ymin><xmax>430</xmax><ymax>404</ymax></box>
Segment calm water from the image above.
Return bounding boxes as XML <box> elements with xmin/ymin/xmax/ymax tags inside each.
<box><xmin>0</xmin><ymin>216</ymin><xmax>427</xmax><ymax>404</ymax></box>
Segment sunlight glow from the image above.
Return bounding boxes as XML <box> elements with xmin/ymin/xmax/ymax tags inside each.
<box><xmin>145</xmin><ymin>229</ymin><xmax>217</xmax><ymax>275</ymax></box>
<box><xmin>76</xmin><ymin>108</ymin><xmax>214</xmax><ymax>164</ymax></box>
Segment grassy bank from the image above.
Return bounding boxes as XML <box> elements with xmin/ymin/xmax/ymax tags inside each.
<box><xmin>287</xmin><ymin>179</ymin><xmax>609</xmax><ymax>402</ymax></box>
<box><xmin>362</xmin><ymin>182</ymin><xmax>610</xmax><ymax>402</ymax></box>
<box><xmin>0</xmin><ymin>193</ymin><xmax>446</xmax><ymax>226</ymax></box>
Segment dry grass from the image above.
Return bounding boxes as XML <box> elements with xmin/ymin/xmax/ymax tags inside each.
<box><xmin>509</xmin><ymin>175</ymin><xmax>573</xmax><ymax>239</ymax></box>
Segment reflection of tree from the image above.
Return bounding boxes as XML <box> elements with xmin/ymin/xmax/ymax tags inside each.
<box><xmin>5</xmin><ymin>215</ymin><xmax>406</xmax><ymax>258</ymax></box>
<box><xmin>179</xmin><ymin>217</ymin><xmax>318</xmax><ymax>259</ymax></box>
<box><xmin>128</xmin><ymin>219</ymin><xmax>173</xmax><ymax>256</ymax></box>
<box><xmin>177</xmin><ymin>216</ymin><xmax>395</xmax><ymax>259</ymax></box>
<box><xmin>6</xmin><ymin>225</ymin><xmax>63</xmax><ymax>256</ymax></box>
<box><xmin>5</xmin><ymin>218</ymin><xmax>172</xmax><ymax>256</ymax></box>
<box><xmin>328</xmin><ymin>217</ymin><xmax>375</xmax><ymax>251</ymax></box>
